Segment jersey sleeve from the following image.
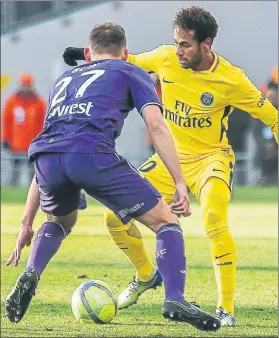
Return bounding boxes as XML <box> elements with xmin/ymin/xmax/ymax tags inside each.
<box><xmin>127</xmin><ymin>45</ymin><xmax>170</xmax><ymax>74</ymax></box>
<box><xmin>228</xmin><ymin>70</ymin><xmax>278</xmax><ymax>142</ymax></box>
<box><xmin>127</xmin><ymin>67</ymin><xmax>163</xmax><ymax>115</ymax></box>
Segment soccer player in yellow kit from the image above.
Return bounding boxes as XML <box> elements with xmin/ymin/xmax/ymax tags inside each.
<box><xmin>63</xmin><ymin>6</ymin><xmax>278</xmax><ymax>327</ymax></box>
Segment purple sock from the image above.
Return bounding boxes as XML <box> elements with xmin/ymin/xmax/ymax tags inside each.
<box><xmin>27</xmin><ymin>222</ymin><xmax>66</xmax><ymax>276</ymax></box>
<box><xmin>156</xmin><ymin>223</ymin><xmax>186</xmax><ymax>302</ymax></box>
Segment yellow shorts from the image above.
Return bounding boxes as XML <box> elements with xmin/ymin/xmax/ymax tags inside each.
<box><xmin>138</xmin><ymin>150</ymin><xmax>235</xmax><ymax>203</ymax></box>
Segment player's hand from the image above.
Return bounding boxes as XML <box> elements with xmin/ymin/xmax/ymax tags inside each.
<box><xmin>171</xmin><ymin>183</ymin><xmax>192</xmax><ymax>217</ymax></box>
<box><xmin>63</xmin><ymin>47</ymin><xmax>86</xmax><ymax>66</ymax></box>
<box><xmin>5</xmin><ymin>225</ymin><xmax>34</xmax><ymax>267</ymax></box>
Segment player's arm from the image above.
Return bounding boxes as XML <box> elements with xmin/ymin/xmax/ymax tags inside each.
<box><xmin>129</xmin><ymin>68</ymin><xmax>191</xmax><ymax>216</ymax></box>
<box><xmin>63</xmin><ymin>47</ymin><xmax>87</xmax><ymax>66</ymax></box>
<box><xmin>229</xmin><ymin>71</ymin><xmax>278</xmax><ymax>143</ymax></box>
<box><xmin>142</xmin><ymin>106</ymin><xmax>190</xmax><ymax>216</ymax></box>
<box><xmin>130</xmin><ymin>69</ymin><xmax>183</xmax><ymax>184</ymax></box>
<box><xmin>143</xmin><ymin>106</ymin><xmax>184</xmax><ymax>184</ymax></box>
<box><xmin>5</xmin><ymin>175</ymin><xmax>87</xmax><ymax>266</ymax></box>
<box><xmin>21</xmin><ymin>176</ymin><xmax>40</xmax><ymax>229</ymax></box>
<box><xmin>62</xmin><ymin>45</ymin><xmax>169</xmax><ymax>74</ymax></box>
<box><xmin>5</xmin><ymin>176</ymin><xmax>38</xmax><ymax>266</ymax></box>
<box><xmin>127</xmin><ymin>45</ymin><xmax>169</xmax><ymax>73</ymax></box>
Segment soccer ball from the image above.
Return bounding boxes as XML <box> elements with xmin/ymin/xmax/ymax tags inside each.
<box><xmin>71</xmin><ymin>280</ymin><xmax>117</xmax><ymax>324</ymax></box>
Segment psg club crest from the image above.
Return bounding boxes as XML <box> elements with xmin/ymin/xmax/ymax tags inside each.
<box><xmin>200</xmin><ymin>92</ymin><xmax>214</xmax><ymax>106</ymax></box>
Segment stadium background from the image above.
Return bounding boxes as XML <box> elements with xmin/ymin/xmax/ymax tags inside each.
<box><xmin>1</xmin><ymin>2</ymin><xmax>278</xmax><ymax>337</ymax></box>
<box><xmin>1</xmin><ymin>0</ymin><xmax>278</xmax><ymax>186</ymax></box>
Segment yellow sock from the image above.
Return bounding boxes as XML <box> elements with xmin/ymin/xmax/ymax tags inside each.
<box><xmin>210</xmin><ymin>229</ymin><xmax>236</xmax><ymax>315</ymax></box>
<box><xmin>200</xmin><ymin>178</ymin><xmax>236</xmax><ymax>316</ymax></box>
<box><xmin>104</xmin><ymin>209</ymin><xmax>154</xmax><ymax>282</ymax></box>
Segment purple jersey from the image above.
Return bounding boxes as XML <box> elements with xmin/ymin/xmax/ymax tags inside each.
<box><xmin>28</xmin><ymin>60</ymin><xmax>162</xmax><ymax>159</ymax></box>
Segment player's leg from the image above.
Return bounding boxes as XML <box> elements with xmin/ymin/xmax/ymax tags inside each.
<box><xmin>134</xmin><ymin>196</ymin><xmax>220</xmax><ymax>331</ymax></box>
<box><xmin>104</xmin><ymin>154</ymin><xmax>176</xmax><ymax>308</ymax></box>
<box><xmin>192</xmin><ymin>154</ymin><xmax>236</xmax><ymax>326</ymax></box>
<box><xmin>26</xmin><ymin>211</ymin><xmax>77</xmax><ymax>276</ymax></box>
<box><xmin>199</xmin><ymin>178</ymin><xmax>236</xmax><ymax>326</ymax></box>
<box><xmin>87</xmin><ymin>153</ymin><xmax>220</xmax><ymax>331</ymax></box>
<box><xmin>105</xmin><ymin>209</ymin><xmax>155</xmax><ymax>283</ymax></box>
<box><xmin>5</xmin><ymin>211</ymin><xmax>78</xmax><ymax>324</ymax></box>
<box><xmin>6</xmin><ymin>153</ymin><xmax>81</xmax><ymax>323</ymax></box>
<box><xmin>105</xmin><ymin>210</ymin><xmax>163</xmax><ymax>309</ymax></box>
<box><xmin>135</xmin><ymin>198</ymin><xmax>186</xmax><ymax>301</ymax></box>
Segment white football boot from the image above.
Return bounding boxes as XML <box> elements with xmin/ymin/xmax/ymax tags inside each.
<box><xmin>118</xmin><ymin>268</ymin><xmax>163</xmax><ymax>310</ymax></box>
<box><xmin>215</xmin><ymin>307</ymin><xmax>236</xmax><ymax>327</ymax></box>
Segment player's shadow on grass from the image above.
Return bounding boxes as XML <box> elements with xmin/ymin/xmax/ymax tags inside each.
<box><xmin>112</xmin><ymin>303</ymin><xmax>278</xmax><ymax>328</ymax></box>
<box><xmin>2</xmin><ymin>301</ymin><xmax>277</xmax><ymax>330</ymax></box>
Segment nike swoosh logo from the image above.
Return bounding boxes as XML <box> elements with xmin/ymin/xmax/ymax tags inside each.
<box><xmin>215</xmin><ymin>253</ymin><xmax>231</xmax><ymax>259</ymax></box>
<box><xmin>167</xmin><ymin>300</ymin><xmax>198</xmax><ymax>315</ymax></box>
<box><xmin>213</xmin><ymin>168</ymin><xmax>225</xmax><ymax>173</ymax></box>
<box><xmin>162</xmin><ymin>77</ymin><xmax>174</xmax><ymax>84</ymax></box>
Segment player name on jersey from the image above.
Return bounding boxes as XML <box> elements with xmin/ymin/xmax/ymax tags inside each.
<box><xmin>47</xmin><ymin>102</ymin><xmax>93</xmax><ymax>119</ymax></box>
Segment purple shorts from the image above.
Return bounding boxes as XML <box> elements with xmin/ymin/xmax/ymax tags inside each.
<box><xmin>34</xmin><ymin>153</ymin><xmax>161</xmax><ymax>224</ymax></box>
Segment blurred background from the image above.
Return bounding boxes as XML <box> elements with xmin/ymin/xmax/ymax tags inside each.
<box><xmin>1</xmin><ymin>1</ymin><xmax>278</xmax><ymax>188</ymax></box>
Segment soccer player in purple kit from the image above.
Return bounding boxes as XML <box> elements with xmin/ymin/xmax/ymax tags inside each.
<box><xmin>5</xmin><ymin>22</ymin><xmax>221</xmax><ymax>331</ymax></box>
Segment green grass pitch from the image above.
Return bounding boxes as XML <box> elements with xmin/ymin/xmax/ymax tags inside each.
<box><xmin>1</xmin><ymin>187</ymin><xmax>278</xmax><ymax>337</ymax></box>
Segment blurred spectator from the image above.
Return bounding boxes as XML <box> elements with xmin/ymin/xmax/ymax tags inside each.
<box><xmin>252</xmin><ymin>69</ymin><xmax>278</xmax><ymax>186</ymax></box>
<box><xmin>1</xmin><ymin>73</ymin><xmax>46</xmax><ymax>186</ymax></box>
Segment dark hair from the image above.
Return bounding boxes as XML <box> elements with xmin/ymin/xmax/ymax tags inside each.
<box><xmin>173</xmin><ymin>6</ymin><xmax>219</xmax><ymax>43</ymax></box>
<box><xmin>89</xmin><ymin>22</ymin><xmax>126</xmax><ymax>56</ymax></box>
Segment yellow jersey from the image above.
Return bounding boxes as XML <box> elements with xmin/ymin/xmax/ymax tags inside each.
<box><xmin>128</xmin><ymin>45</ymin><xmax>278</xmax><ymax>161</ymax></box>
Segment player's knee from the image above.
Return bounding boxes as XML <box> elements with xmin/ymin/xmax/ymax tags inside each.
<box><xmin>201</xmin><ymin>178</ymin><xmax>231</xmax><ymax>203</ymax></box>
<box><xmin>203</xmin><ymin>207</ymin><xmax>224</xmax><ymax>227</ymax></box>
<box><xmin>203</xmin><ymin>206</ymin><xmax>229</xmax><ymax>239</ymax></box>
<box><xmin>201</xmin><ymin>179</ymin><xmax>230</xmax><ymax>239</ymax></box>
<box><xmin>104</xmin><ymin>209</ymin><xmax>128</xmax><ymax>232</ymax></box>
<box><xmin>46</xmin><ymin>219</ymin><xmax>72</xmax><ymax>237</ymax></box>
<box><xmin>47</xmin><ymin>211</ymin><xmax>77</xmax><ymax>235</ymax></box>
<box><xmin>156</xmin><ymin>222</ymin><xmax>183</xmax><ymax>235</ymax></box>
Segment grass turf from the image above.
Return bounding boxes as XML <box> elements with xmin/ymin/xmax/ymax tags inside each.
<box><xmin>1</xmin><ymin>186</ymin><xmax>277</xmax><ymax>204</ymax></box>
<box><xmin>1</xmin><ymin>187</ymin><xmax>278</xmax><ymax>337</ymax></box>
